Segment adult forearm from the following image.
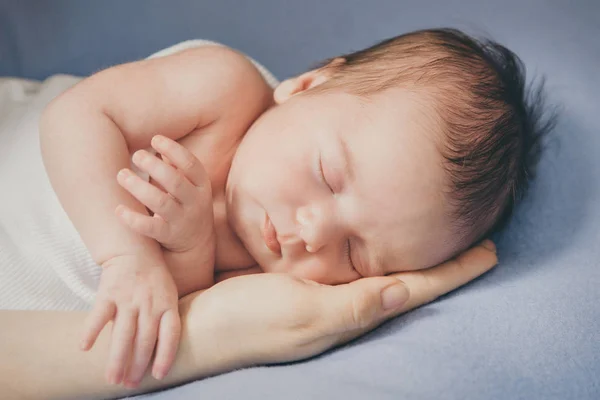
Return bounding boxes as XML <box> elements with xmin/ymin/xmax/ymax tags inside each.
<box><xmin>40</xmin><ymin>92</ymin><xmax>162</xmax><ymax>265</ymax></box>
<box><xmin>0</xmin><ymin>293</ymin><xmax>243</xmax><ymax>400</ymax></box>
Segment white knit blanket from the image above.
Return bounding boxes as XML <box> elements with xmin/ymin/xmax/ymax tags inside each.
<box><xmin>0</xmin><ymin>41</ymin><xmax>278</xmax><ymax>310</ymax></box>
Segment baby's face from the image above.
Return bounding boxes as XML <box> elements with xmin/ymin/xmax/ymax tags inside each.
<box><xmin>226</xmin><ymin>81</ymin><xmax>459</xmax><ymax>284</ymax></box>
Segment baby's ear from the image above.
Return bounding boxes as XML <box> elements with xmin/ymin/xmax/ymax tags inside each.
<box><xmin>273</xmin><ymin>58</ymin><xmax>345</xmax><ymax>104</ymax></box>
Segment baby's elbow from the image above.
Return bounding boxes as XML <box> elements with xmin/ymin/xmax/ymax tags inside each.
<box><xmin>39</xmin><ymin>89</ymin><xmax>91</xmax><ymax>160</ymax></box>
<box><xmin>39</xmin><ymin>89</ymin><xmax>78</xmax><ymax>136</ymax></box>
<box><xmin>39</xmin><ymin>83</ymin><xmax>102</xmax><ymax>142</ymax></box>
<box><xmin>39</xmin><ymin>95</ymin><xmax>66</xmax><ymax>145</ymax></box>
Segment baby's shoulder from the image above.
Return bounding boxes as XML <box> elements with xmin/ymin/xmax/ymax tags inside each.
<box><xmin>164</xmin><ymin>44</ymin><xmax>275</xmax><ymax>122</ymax></box>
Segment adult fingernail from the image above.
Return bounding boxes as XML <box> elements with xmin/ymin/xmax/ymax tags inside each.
<box><xmin>381</xmin><ymin>283</ymin><xmax>409</xmax><ymax>311</ymax></box>
<box><xmin>481</xmin><ymin>240</ymin><xmax>496</xmax><ymax>253</ymax></box>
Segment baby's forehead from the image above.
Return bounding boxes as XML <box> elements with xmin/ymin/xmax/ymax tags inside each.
<box><xmin>350</xmin><ymin>87</ymin><xmax>443</xmax><ymax>137</ymax></box>
<box><xmin>347</xmin><ymin>95</ymin><xmax>443</xmax><ymax>177</ymax></box>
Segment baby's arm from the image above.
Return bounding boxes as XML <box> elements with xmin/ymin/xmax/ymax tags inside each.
<box><xmin>40</xmin><ymin>45</ymin><xmax>273</xmax><ymax>386</ymax></box>
<box><xmin>40</xmin><ymin>45</ymin><xmax>271</xmax><ymax>269</ymax></box>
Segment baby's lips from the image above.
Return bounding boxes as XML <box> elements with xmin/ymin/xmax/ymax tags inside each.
<box><xmin>263</xmin><ymin>213</ymin><xmax>281</xmax><ymax>254</ymax></box>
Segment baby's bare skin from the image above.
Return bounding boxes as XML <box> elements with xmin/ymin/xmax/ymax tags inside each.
<box><xmin>118</xmin><ymin>133</ymin><xmax>268</xmax><ymax>293</ymax></box>
<box><xmin>40</xmin><ymin>42</ymin><xmax>460</xmax><ymax>388</ymax></box>
<box><xmin>40</xmin><ymin>45</ymin><xmax>273</xmax><ymax>386</ymax></box>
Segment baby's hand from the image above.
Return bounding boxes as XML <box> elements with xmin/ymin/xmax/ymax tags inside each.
<box><xmin>116</xmin><ymin>135</ymin><xmax>214</xmax><ymax>253</ymax></box>
<box><xmin>80</xmin><ymin>253</ymin><xmax>180</xmax><ymax>387</ymax></box>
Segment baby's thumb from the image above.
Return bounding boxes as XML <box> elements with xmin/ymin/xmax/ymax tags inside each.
<box><xmin>321</xmin><ymin>277</ymin><xmax>410</xmax><ymax>337</ymax></box>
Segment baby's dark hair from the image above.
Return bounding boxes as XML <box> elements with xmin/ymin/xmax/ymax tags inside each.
<box><xmin>311</xmin><ymin>28</ymin><xmax>556</xmax><ymax>245</ymax></box>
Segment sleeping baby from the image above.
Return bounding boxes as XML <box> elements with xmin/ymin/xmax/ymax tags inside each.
<box><xmin>39</xmin><ymin>28</ymin><xmax>550</xmax><ymax>387</ymax></box>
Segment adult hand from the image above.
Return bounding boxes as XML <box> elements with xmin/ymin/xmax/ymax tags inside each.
<box><xmin>0</xmin><ymin>241</ymin><xmax>496</xmax><ymax>400</ymax></box>
<box><xmin>181</xmin><ymin>240</ymin><xmax>498</xmax><ymax>366</ymax></box>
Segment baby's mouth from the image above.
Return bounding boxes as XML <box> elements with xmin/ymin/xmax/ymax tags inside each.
<box><xmin>262</xmin><ymin>213</ymin><xmax>281</xmax><ymax>254</ymax></box>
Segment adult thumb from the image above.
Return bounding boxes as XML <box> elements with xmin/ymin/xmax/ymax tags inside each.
<box><xmin>320</xmin><ymin>277</ymin><xmax>410</xmax><ymax>337</ymax></box>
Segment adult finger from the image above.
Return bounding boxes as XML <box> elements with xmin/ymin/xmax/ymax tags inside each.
<box><xmin>318</xmin><ymin>276</ymin><xmax>410</xmax><ymax>336</ymax></box>
<box><xmin>315</xmin><ymin>240</ymin><xmax>497</xmax><ymax>346</ymax></box>
<box><xmin>388</xmin><ymin>239</ymin><xmax>498</xmax><ymax>317</ymax></box>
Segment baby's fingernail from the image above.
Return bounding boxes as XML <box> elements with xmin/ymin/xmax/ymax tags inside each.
<box><xmin>481</xmin><ymin>240</ymin><xmax>496</xmax><ymax>252</ymax></box>
<box><xmin>152</xmin><ymin>135</ymin><xmax>165</xmax><ymax>146</ymax></box>
<box><xmin>132</xmin><ymin>150</ymin><xmax>147</xmax><ymax>164</ymax></box>
<box><xmin>79</xmin><ymin>340</ymin><xmax>88</xmax><ymax>350</ymax></box>
<box><xmin>381</xmin><ymin>283</ymin><xmax>409</xmax><ymax>311</ymax></box>
<box><xmin>153</xmin><ymin>369</ymin><xmax>165</xmax><ymax>380</ymax></box>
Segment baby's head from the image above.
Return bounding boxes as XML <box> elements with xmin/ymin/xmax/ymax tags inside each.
<box><xmin>226</xmin><ymin>28</ymin><xmax>552</xmax><ymax>284</ymax></box>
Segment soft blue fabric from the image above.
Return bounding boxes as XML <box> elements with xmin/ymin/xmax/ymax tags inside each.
<box><xmin>1</xmin><ymin>1</ymin><xmax>598</xmax><ymax>399</ymax></box>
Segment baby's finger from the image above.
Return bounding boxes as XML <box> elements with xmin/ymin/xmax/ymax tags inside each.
<box><xmin>151</xmin><ymin>135</ymin><xmax>210</xmax><ymax>190</ymax></box>
<box><xmin>117</xmin><ymin>167</ymin><xmax>181</xmax><ymax>222</ymax></box>
<box><xmin>152</xmin><ymin>309</ymin><xmax>181</xmax><ymax>380</ymax></box>
<box><xmin>132</xmin><ymin>147</ymin><xmax>199</xmax><ymax>207</ymax></box>
<box><xmin>115</xmin><ymin>204</ymin><xmax>170</xmax><ymax>243</ymax></box>
<box><xmin>161</xmin><ymin>154</ymin><xmax>173</xmax><ymax>167</ymax></box>
<box><xmin>80</xmin><ymin>301</ymin><xmax>115</xmax><ymax>351</ymax></box>
<box><xmin>124</xmin><ymin>310</ymin><xmax>159</xmax><ymax>388</ymax></box>
<box><xmin>106</xmin><ymin>309</ymin><xmax>138</xmax><ymax>385</ymax></box>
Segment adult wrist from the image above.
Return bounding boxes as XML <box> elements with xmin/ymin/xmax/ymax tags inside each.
<box><xmin>177</xmin><ymin>291</ymin><xmax>253</xmax><ymax>379</ymax></box>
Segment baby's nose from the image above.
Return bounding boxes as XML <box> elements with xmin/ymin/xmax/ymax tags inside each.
<box><xmin>296</xmin><ymin>205</ymin><xmax>335</xmax><ymax>253</ymax></box>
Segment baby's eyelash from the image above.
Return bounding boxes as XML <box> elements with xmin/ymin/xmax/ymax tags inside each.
<box><xmin>344</xmin><ymin>239</ymin><xmax>354</xmax><ymax>269</ymax></box>
<box><xmin>317</xmin><ymin>154</ymin><xmax>334</xmax><ymax>194</ymax></box>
